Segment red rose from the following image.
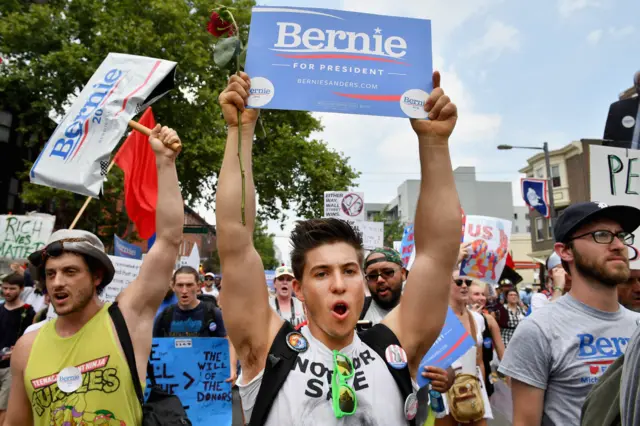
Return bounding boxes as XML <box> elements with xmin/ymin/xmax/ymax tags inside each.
<box><xmin>207</xmin><ymin>11</ymin><xmax>235</xmax><ymax>38</ymax></box>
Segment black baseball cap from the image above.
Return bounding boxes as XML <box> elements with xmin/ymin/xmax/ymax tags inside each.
<box><xmin>554</xmin><ymin>201</ymin><xmax>640</xmax><ymax>243</ymax></box>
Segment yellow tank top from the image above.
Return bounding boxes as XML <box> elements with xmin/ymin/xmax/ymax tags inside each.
<box><xmin>24</xmin><ymin>303</ymin><xmax>144</xmax><ymax>426</ymax></box>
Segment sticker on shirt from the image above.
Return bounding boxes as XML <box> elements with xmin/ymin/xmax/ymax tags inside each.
<box><xmin>57</xmin><ymin>366</ymin><xmax>83</xmax><ymax>392</ymax></box>
<box><xmin>385</xmin><ymin>344</ymin><xmax>408</xmax><ymax>369</ymax></box>
<box><xmin>208</xmin><ymin>320</ymin><xmax>217</xmax><ymax>332</ymax></box>
<box><xmin>286</xmin><ymin>332</ymin><xmax>308</xmax><ymax>353</ymax></box>
<box><xmin>577</xmin><ymin>332</ymin><xmax>630</xmax><ymax>383</ymax></box>
<box><xmin>404</xmin><ymin>392</ymin><xmax>418</xmax><ymax>420</ymax></box>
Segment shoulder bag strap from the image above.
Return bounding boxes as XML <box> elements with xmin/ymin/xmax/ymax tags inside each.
<box><xmin>359</xmin><ymin>323</ymin><xmax>416</xmax><ymax>426</ymax></box>
<box><xmin>249</xmin><ymin>321</ymin><xmax>299</xmax><ymax>426</ymax></box>
<box><xmin>108</xmin><ymin>302</ymin><xmax>144</xmax><ymax>405</ymax></box>
<box><xmin>359</xmin><ymin>296</ymin><xmax>372</xmax><ymax>320</ymax></box>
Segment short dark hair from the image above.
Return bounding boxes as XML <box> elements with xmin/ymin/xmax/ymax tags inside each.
<box><xmin>173</xmin><ymin>266</ymin><xmax>200</xmax><ymax>284</ymax></box>
<box><xmin>290</xmin><ymin>218</ymin><xmax>364</xmax><ymax>281</ymax></box>
<box><xmin>2</xmin><ymin>272</ymin><xmax>24</xmax><ymax>288</ymax></box>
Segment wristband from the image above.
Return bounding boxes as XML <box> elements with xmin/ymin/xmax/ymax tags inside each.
<box><xmin>553</xmin><ymin>286</ymin><xmax>563</xmax><ymax>292</ymax></box>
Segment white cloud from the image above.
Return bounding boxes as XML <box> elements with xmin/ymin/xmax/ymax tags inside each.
<box><xmin>558</xmin><ymin>0</ymin><xmax>606</xmax><ymax>17</ymax></box>
<box><xmin>609</xmin><ymin>25</ymin><xmax>635</xmax><ymax>38</ymax></box>
<box><xmin>586</xmin><ymin>29</ymin><xmax>603</xmax><ymax>44</ymax></box>
<box><xmin>468</xmin><ymin>21</ymin><xmax>521</xmax><ymax>61</ymax></box>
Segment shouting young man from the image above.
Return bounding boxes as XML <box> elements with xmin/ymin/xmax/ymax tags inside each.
<box><xmin>5</xmin><ymin>125</ymin><xmax>184</xmax><ymax>426</ymax></box>
<box><xmin>216</xmin><ymin>71</ymin><xmax>460</xmax><ymax>425</ymax></box>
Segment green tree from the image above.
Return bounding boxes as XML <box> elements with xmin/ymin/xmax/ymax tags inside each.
<box><xmin>0</xmin><ymin>0</ymin><xmax>359</xmax><ymax>242</ymax></box>
<box><xmin>372</xmin><ymin>208</ymin><xmax>405</xmax><ymax>247</ymax></box>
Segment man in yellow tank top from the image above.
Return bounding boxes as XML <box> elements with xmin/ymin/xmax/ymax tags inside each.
<box><xmin>4</xmin><ymin>125</ymin><xmax>184</xmax><ymax>426</ymax></box>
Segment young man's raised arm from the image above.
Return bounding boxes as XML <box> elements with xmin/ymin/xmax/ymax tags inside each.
<box><xmin>383</xmin><ymin>71</ymin><xmax>461</xmax><ymax>373</ymax></box>
<box><xmin>216</xmin><ymin>73</ymin><xmax>283</xmax><ymax>382</ymax></box>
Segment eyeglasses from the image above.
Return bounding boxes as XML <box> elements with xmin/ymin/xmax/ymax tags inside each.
<box><xmin>28</xmin><ymin>241</ymin><xmax>66</xmax><ymax>268</ymax></box>
<box><xmin>204</xmin><ymin>276</ymin><xmax>214</xmax><ymax>281</ymax></box>
<box><xmin>455</xmin><ymin>279</ymin><xmax>473</xmax><ymax>287</ymax></box>
<box><xmin>365</xmin><ymin>268</ymin><xmax>396</xmax><ymax>283</ymax></box>
<box><xmin>569</xmin><ymin>230</ymin><xmax>634</xmax><ymax>245</ymax></box>
<box><xmin>332</xmin><ymin>350</ymin><xmax>357</xmax><ymax>418</ymax></box>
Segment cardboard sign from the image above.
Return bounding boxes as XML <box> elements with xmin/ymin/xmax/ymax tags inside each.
<box><xmin>0</xmin><ymin>214</ymin><xmax>55</xmax><ymax>260</ymax></box>
<box><xmin>245</xmin><ymin>6</ymin><xmax>433</xmax><ymax>118</ymax></box>
<box><xmin>148</xmin><ymin>338</ymin><xmax>232</xmax><ymax>426</ymax></box>
<box><xmin>30</xmin><ymin>53</ymin><xmax>177</xmax><ymax>197</ymax></box>
<box><xmin>323</xmin><ymin>191</ymin><xmax>365</xmax><ymax>221</ymax></box>
<box><xmin>417</xmin><ymin>307</ymin><xmax>476</xmax><ymax>387</ymax></box>
<box><xmin>590</xmin><ymin>145</ymin><xmax>640</xmax><ymax>267</ymax></box>
<box><xmin>99</xmin><ymin>255</ymin><xmax>142</xmax><ymax>302</ymax></box>
<box><xmin>460</xmin><ymin>216</ymin><xmax>512</xmax><ymax>285</ymax></box>
<box><xmin>347</xmin><ymin>220</ymin><xmax>383</xmax><ymax>250</ymax></box>
<box><xmin>114</xmin><ymin>235</ymin><xmax>142</xmax><ymax>259</ymax></box>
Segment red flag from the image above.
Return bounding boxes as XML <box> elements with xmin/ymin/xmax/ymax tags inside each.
<box><xmin>505</xmin><ymin>253</ymin><xmax>516</xmax><ymax>270</ymax></box>
<box><xmin>114</xmin><ymin>107</ymin><xmax>157</xmax><ymax>239</ymax></box>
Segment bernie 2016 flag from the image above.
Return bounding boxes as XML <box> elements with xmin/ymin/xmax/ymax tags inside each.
<box><xmin>30</xmin><ymin>53</ymin><xmax>177</xmax><ymax>198</ymax></box>
<box><xmin>521</xmin><ymin>178</ymin><xmax>550</xmax><ymax>218</ymax></box>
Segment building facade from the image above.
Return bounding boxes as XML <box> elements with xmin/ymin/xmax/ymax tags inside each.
<box><xmin>519</xmin><ymin>139</ymin><xmax>600</xmax><ymax>261</ymax></box>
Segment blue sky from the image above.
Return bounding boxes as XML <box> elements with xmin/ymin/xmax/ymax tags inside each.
<box><xmin>205</xmin><ymin>0</ymin><xmax>640</xmax><ymax>261</ymax></box>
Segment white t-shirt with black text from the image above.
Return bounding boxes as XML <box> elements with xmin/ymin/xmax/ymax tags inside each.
<box><xmin>238</xmin><ymin>325</ymin><xmax>412</xmax><ymax>425</ymax></box>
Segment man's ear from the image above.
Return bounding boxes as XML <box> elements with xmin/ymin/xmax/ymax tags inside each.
<box><xmin>554</xmin><ymin>242</ymin><xmax>573</xmax><ymax>263</ymax></box>
<box><xmin>293</xmin><ymin>279</ymin><xmax>304</xmax><ymax>302</ymax></box>
<box><xmin>401</xmin><ymin>267</ymin><xmax>408</xmax><ymax>281</ymax></box>
<box><xmin>93</xmin><ymin>269</ymin><xmax>104</xmax><ymax>289</ymax></box>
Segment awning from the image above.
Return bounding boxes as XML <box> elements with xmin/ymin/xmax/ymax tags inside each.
<box><xmin>514</xmin><ymin>261</ymin><xmax>539</xmax><ymax>270</ymax></box>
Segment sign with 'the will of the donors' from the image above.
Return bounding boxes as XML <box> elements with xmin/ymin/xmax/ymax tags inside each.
<box><xmin>244</xmin><ymin>7</ymin><xmax>433</xmax><ymax>118</ymax></box>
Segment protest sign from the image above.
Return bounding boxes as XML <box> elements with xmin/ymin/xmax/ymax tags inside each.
<box><xmin>265</xmin><ymin>269</ymin><xmax>276</xmax><ymax>291</ymax></box>
<box><xmin>0</xmin><ymin>214</ymin><xmax>55</xmax><ymax>260</ymax></box>
<box><xmin>417</xmin><ymin>307</ymin><xmax>476</xmax><ymax>387</ymax></box>
<box><xmin>590</xmin><ymin>145</ymin><xmax>640</xmax><ymax>267</ymax></box>
<box><xmin>399</xmin><ymin>223</ymin><xmax>414</xmax><ymax>268</ymax></box>
<box><xmin>346</xmin><ymin>220</ymin><xmax>383</xmax><ymax>250</ymax></box>
<box><xmin>99</xmin><ymin>255</ymin><xmax>142</xmax><ymax>302</ymax></box>
<box><xmin>114</xmin><ymin>235</ymin><xmax>142</xmax><ymax>260</ymax></box>
<box><xmin>30</xmin><ymin>53</ymin><xmax>177</xmax><ymax>197</ymax></box>
<box><xmin>149</xmin><ymin>338</ymin><xmax>232</xmax><ymax>426</ymax></box>
<box><xmin>324</xmin><ymin>191</ymin><xmax>365</xmax><ymax>221</ymax></box>
<box><xmin>245</xmin><ymin>6</ymin><xmax>433</xmax><ymax>118</ymax></box>
<box><xmin>460</xmin><ymin>216</ymin><xmax>512</xmax><ymax>285</ymax></box>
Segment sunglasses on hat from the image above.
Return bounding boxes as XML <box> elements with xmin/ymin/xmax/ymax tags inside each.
<box><xmin>28</xmin><ymin>240</ymin><xmax>67</xmax><ymax>268</ymax></box>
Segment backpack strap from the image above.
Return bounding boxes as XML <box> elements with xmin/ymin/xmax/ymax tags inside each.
<box><xmin>158</xmin><ymin>305</ymin><xmax>175</xmax><ymax>337</ymax></box>
<box><xmin>249</xmin><ymin>321</ymin><xmax>298</xmax><ymax>426</ymax></box>
<box><xmin>359</xmin><ymin>296</ymin><xmax>373</xmax><ymax>320</ymax></box>
<box><xmin>358</xmin><ymin>323</ymin><xmax>416</xmax><ymax>426</ymax></box>
<box><xmin>108</xmin><ymin>302</ymin><xmax>144</xmax><ymax>405</ymax></box>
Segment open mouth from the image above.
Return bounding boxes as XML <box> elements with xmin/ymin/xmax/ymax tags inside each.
<box><xmin>377</xmin><ymin>288</ymin><xmax>390</xmax><ymax>298</ymax></box>
<box><xmin>332</xmin><ymin>301</ymin><xmax>349</xmax><ymax>320</ymax></box>
<box><xmin>53</xmin><ymin>292</ymin><xmax>69</xmax><ymax>303</ymax></box>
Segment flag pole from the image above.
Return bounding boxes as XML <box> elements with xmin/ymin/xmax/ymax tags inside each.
<box><xmin>68</xmin><ymin>120</ymin><xmax>181</xmax><ymax>229</ymax></box>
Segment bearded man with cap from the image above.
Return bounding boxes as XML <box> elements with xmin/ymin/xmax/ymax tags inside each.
<box><xmin>268</xmin><ymin>266</ymin><xmax>306</xmax><ymax>328</ymax></box>
<box><xmin>203</xmin><ymin>272</ymin><xmax>220</xmax><ymax>298</ymax></box>
<box><xmin>4</xmin><ymin>125</ymin><xmax>184</xmax><ymax>426</ymax></box>
<box><xmin>360</xmin><ymin>247</ymin><xmax>407</xmax><ymax>324</ymax></box>
<box><xmin>499</xmin><ymin>201</ymin><xmax>640</xmax><ymax>426</ymax></box>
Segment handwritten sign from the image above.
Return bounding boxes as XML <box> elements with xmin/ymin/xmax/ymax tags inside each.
<box><xmin>399</xmin><ymin>223</ymin><xmax>414</xmax><ymax>269</ymax></box>
<box><xmin>0</xmin><ymin>214</ymin><xmax>55</xmax><ymax>260</ymax></box>
<box><xmin>345</xmin><ymin>220</ymin><xmax>383</xmax><ymax>250</ymax></box>
<box><xmin>460</xmin><ymin>216</ymin><xmax>512</xmax><ymax>285</ymax></box>
<box><xmin>590</xmin><ymin>144</ymin><xmax>640</xmax><ymax>267</ymax></box>
<box><xmin>149</xmin><ymin>338</ymin><xmax>232</xmax><ymax>426</ymax></box>
<box><xmin>417</xmin><ymin>307</ymin><xmax>476</xmax><ymax>387</ymax></box>
<box><xmin>244</xmin><ymin>7</ymin><xmax>433</xmax><ymax>118</ymax></box>
<box><xmin>99</xmin><ymin>255</ymin><xmax>142</xmax><ymax>302</ymax></box>
<box><xmin>323</xmin><ymin>191</ymin><xmax>365</xmax><ymax>221</ymax></box>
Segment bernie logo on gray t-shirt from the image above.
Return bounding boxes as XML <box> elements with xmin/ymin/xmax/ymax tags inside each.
<box><xmin>499</xmin><ymin>293</ymin><xmax>640</xmax><ymax>426</ymax></box>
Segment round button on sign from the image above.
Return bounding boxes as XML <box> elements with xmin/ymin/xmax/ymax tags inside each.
<box><xmin>57</xmin><ymin>366</ymin><xmax>83</xmax><ymax>393</ymax></box>
<box><xmin>400</xmin><ymin>89</ymin><xmax>429</xmax><ymax>119</ymax></box>
<box><xmin>247</xmin><ymin>77</ymin><xmax>275</xmax><ymax>108</ymax></box>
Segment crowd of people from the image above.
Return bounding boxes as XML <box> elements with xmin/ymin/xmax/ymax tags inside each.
<box><xmin>0</xmin><ymin>70</ymin><xmax>638</xmax><ymax>426</ymax></box>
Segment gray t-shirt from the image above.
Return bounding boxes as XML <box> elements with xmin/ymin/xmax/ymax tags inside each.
<box><xmin>621</xmin><ymin>324</ymin><xmax>640</xmax><ymax>425</ymax></box>
<box><xmin>499</xmin><ymin>293</ymin><xmax>640</xmax><ymax>426</ymax></box>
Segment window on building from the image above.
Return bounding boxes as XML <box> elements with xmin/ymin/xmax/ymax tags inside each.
<box><xmin>551</xmin><ymin>165</ymin><xmax>561</xmax><ymax>188</ymax></box>
<box><xmin>526</xmin><ymin>225</ymin><xmax>531</xmax><ymax>233</ymax></box>
<box><xmin>535</xmin><ymin>167</ymin><xmax>544</xmax><ymax>178</ymax></box>
<box><xmin>536</xmin><ymin>217</ymin><xmax>544</xmax><ymax>241</ymax></box>
<box><xmin>525</xmin><ymin>213</ymin><xmax>530</xmax><ymax>220</ymax></box>
<box><xmin>515</xmin><ymin>225</ymin><xmax>519</xmax><ymax>233</ymax></box>
<box><xmin>514</xmin><ymin>213</ymin><xmax>518</xmax><ymax>220</ymax></box>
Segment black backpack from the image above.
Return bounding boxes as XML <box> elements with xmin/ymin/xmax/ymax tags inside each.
<box><xmin>248</xmin><ymin>321</ymin><xmax>416</xmax><ymax>426</ymax></box>
<box><xmin>108</xmin><ymin>303</ymin><xmax>192</xmax><ymax>425</ymax></box>
<box><xmin>359</xmin><ymin>296</ymin><xmax>373</xmax><ymax>320</ymax></box>
<box><xmin>158</xmin><ymin>300</ymin><xmax>222</xmax><ymax>337</ymax></box>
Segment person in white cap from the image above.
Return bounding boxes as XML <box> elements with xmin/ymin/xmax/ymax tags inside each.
<box><xmin>203</xmin><ymin>272</ymin><xmax>220</xmax><ymax>298</ymax></box>
<box><xmin>5</xmin><ymin>125</ymin><xmax>184</xmax><ymax>426</ymax></box>
<box><xmin>529</xmin><ymin>252</ymin><xmax>567</xmax><ymax>312</ymax></box>
<box><xmin>268</xmin><ymin>266</ymin><xmax>306</xmax><ymax>328</ymax></box>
